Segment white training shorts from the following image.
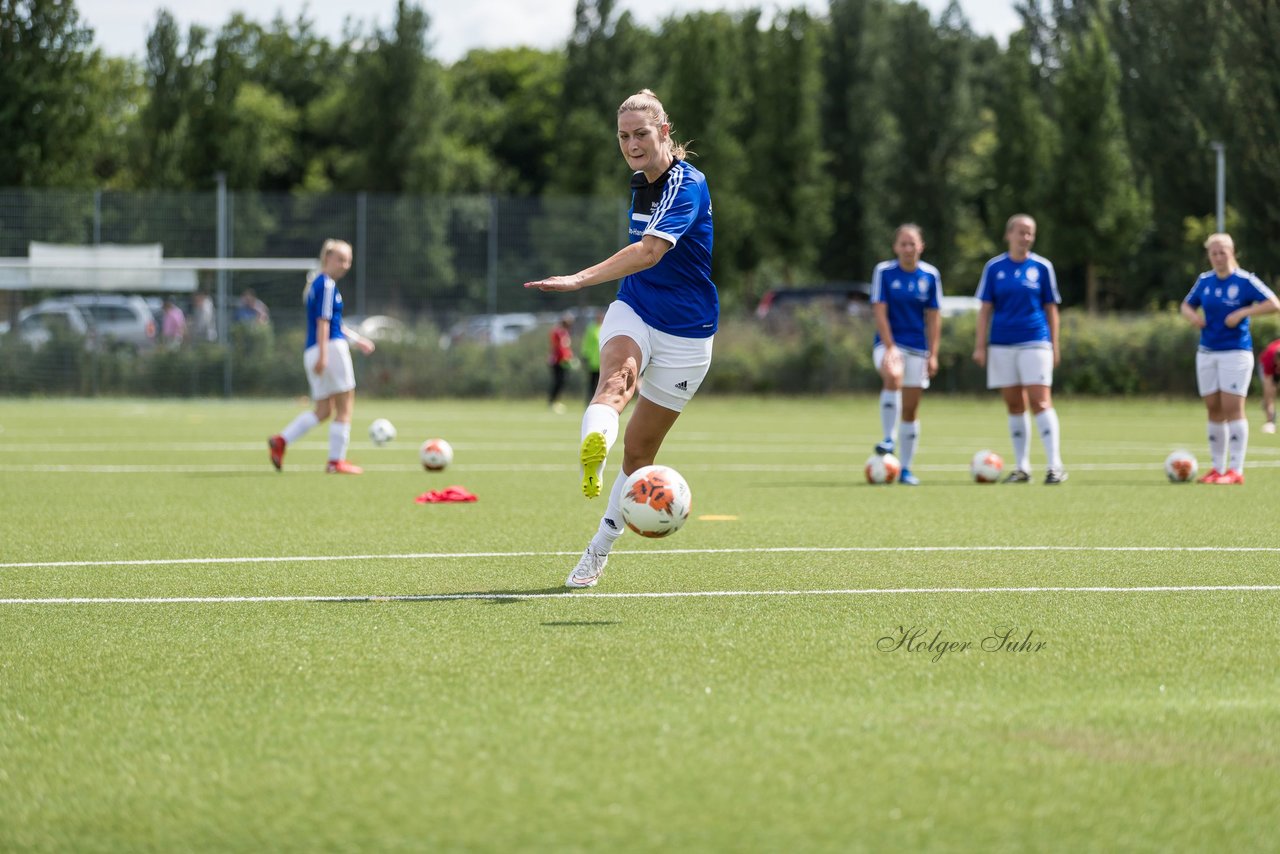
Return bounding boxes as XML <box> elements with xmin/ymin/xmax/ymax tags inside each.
<box><xmin>987</xmin><ymin>344</ymin><xmax>1053</xmax><ymax>389</ymax></box>
<box><xmin>873</xmin><ymin>344</ymin><xmax>930</xmax><ymax>389</ymax></box>
<box><xmin>1196</xmin><ymin>348</ymin><xmax>1254</xmax><ymax>397</ymax></box>
<box><xmin>303</xmin><ymin>338</ymin><xmax>356</xmax><ymax>400</ymax></box>
<box><xmin>599</xmin><ymin>299</ymin><xmax>713</xmax><ymax>413</ymax></box>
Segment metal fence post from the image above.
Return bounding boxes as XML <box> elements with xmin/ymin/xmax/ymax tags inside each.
<box><xmin>356</xmin><ymin>191</ymin><xmax>367</xmax><ymax>316</ymax></box>
<box><xmin>216</xmin><ymin>173</ymin><xmax>231</xmax><ymax>397</ymax></box>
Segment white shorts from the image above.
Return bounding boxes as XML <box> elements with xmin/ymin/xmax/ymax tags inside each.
<box><xmin>599</xmin><ymin>300</ymin><xmax>713</xmax><ymax>413</ymax></box>
<box><xmin>304</xmin><ymin>338</ymin><xmax>356</xmax><ymax>400</ymax></box>
<box><xmin>1196</xmin><ymin>349</ymin><xmax>1254</xmax><ymax>397</ymax></box>
<box><xmin>987</xmin><ymin>345</ymin><xmax>1053</xmax><ymax>389</ymax></box>
<box><xmin>873</xmin><ymin>345</ymin><xmax>930</xmax><ymax>389</ymax></box>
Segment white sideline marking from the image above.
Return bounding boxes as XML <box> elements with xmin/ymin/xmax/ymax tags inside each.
<box><xmin>5</xmin><ymin>460</ymin><xmax>1280</xmax><ymax>474</ymax></box>
<box><xmin>3</xmin><ymin>585</ymin><xmax>1278</xmax><ymax>605</ymax></box>
<box><xmin>5</xmin><ymin>544</ymin><xmax>1280</xmax><ymax>570</ymax></box>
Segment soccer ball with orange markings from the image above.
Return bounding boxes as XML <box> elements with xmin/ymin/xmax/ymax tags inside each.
<box><xmin>970</xmin><ymin>449</ymin><xmax>1004</xmax><ymax>483</ymax></box>
<box><xmin>1164</xmin><ymin>450</ymin><xmax>1198</xmax><ymax>483</ymax></box>
<box><xmin>419</xmin><ymin>438</ymin><xmax>453</xmax><ymax>471</ymax></box>
<box><xmin>620</xmin><ymin>465</ymin><xmax>692</xmax><ymax>538</ymax></box>
<box><xmin>865</xmin><ymin>453</ymin><xmax>901</xmax><ymax>485</ymax></box>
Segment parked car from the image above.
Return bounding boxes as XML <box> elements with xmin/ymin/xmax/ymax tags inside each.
<box><xmin>66</xmin><ymin>294</ymin><xmax>156</xmax><ymax>349</ymax></box>
<box><xmin>3</xmin><ymin>300</ymin><xmax>95</xmax><ymax>350</ymax></box>
<box><xmin>349</xmin><ymin>314</ymin><xmax>410</xmax><ymax>344</ymax></box>
<box><xmin>755</xmin><ymin>281</ymin><xmax>873</xmax><ymax>319</ymax></box>
<box><xmin>439</xmin><ymin>313</ymin><xmax>539</xmax><ymax>349</ymax></box>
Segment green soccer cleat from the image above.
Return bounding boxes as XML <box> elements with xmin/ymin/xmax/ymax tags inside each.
<box><xmin>580</xmin><ymin>431</ymin><xmax>608</xmax><ymax>499</ymax></box>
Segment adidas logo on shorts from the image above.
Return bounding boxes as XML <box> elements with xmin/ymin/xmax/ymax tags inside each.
<box><xmin>675</xmin><ymin>380</ymin><xmax>689</xmax><ymax>391</ymax></box>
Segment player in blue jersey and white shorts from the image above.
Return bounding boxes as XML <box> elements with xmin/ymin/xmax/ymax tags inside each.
<box><xmin>1179</xmin><ymin>232</ymin><xmax>1280</xmax><ymax>484</ymax></box>
<box><xmin>525</xmin><ymin>89</ymin><xmax>717</xmax><ymax>588</ymax></box>
<box><xmin>870</xmin><ymin>224</ymin><xmax>942</xmax><ymax>486</ymax></box>
<box><xmin>973</xmin><ymin>214</ymin><xmax>1067</xmax><ymax>484</ymax></box>
<box><xmin>268</xmin><ymin>239</ymin><xmax>375</xmax><ymax>474</ymax></box>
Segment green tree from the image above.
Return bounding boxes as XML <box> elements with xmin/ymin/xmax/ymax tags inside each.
<box><xmin>447</xmin><ymin>47</ymin><xmax>562</xmax><ymax>195</ymax></box>
<box><xmin>877</xmin><ymin>0</ymin><xmax>984</xmax><ymax>281</ymax></box>
<box><xmin>820</xmin><ymin>0</ymin><xmax>895</xmax><ymax>281</ymax></box>
<box><xmin>1111</xmin><ymin>0</ymin><xmax>1226</xmax><ymax>301</ymax></box>
<box><xmin>1049</xmin><ymin>15</ymin><xmax>1149</xmax><ymax>311</ymax></box>
<box><xmin>651</xmin><ymin>11</ymin><xmax>756</xmax><ymax>303</ymax></box>
<box><xmin>1219</xmin><ymin>0</ymin><xmax>1280</xmax><ymax>279</ymax></box>
<box><xmin>987</xmin><ymin>31</ymin><xmax>1056</xmax><ymax>234</ymax></box>
<box><xmin>750</xmin><ymin>9</ymin><xmax>830</xmax><ymax>285</ymax></box>
<box><xmin>134</xmin><ymin>11</ymin><xmax>201</xmax><ymax>188</ymax></box>
<box><xmin>0</xmin><ymin>0</ymin><xmax>99</xmax><ymax>187</ymax></box>
<box><xmin>86</xmin><ymin>55</ymin><xmax>145</xmax><ymax>187</ymax></box>
<box><xmin>554</xmin><ymin>0</ymin><xmax>652</xmax><ymax>195</ymax></box>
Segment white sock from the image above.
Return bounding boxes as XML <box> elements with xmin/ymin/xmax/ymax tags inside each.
<box><xmin>581</xmin><ymin>402</ymin><xmax>620</xmax><ymax>485</ymax></box>
<box><xmin>898</xmin><ymin>421</ymin><xmax>919</xmax><ymax>470</ymax></box>
<box><xmin>879</xmin><ymin>390</ymin><xmax>901</xmax><ymax>443</ymax></box>
<box><xmin>1227</xmin><ymin>419</ymin><xmax>1248</xmax><ymax>472</ymax></box>
<box><xmin>1009</xmin><ymin>413</ymin><xmax>1031</xmax><ymax>472</ymax></box>
<box><xmin>329</xmin><ymin>421</ymin><xmax>351</xmax><ymax>461</ymax></box>
<box><xmin>281</xmin><ymin>411</ymin><xmax>319</xmax><ymax>444</ymax></box>
<box><xmin>1208</xmin><ymin>420</ymin><xmax>1227</xmax><ymax>472</ymax></box>
<box><xmin>581</xmin><ymin>403</ymin><xmax>620</xmax><ymax>449</ymax></box>
<box><xmin>1034</xmin><ymin>408</ymin><xmax>1062</xmax><ymax>471</ymax></box>
<box><xmin>591</xmin><ymin>474</ymin><xmax>629</xmax><ymax>554</ymax></box>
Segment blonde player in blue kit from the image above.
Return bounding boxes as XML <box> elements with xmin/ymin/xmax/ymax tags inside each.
<box><xmin>268</xmin><ymin>239</ymin><xmax>375</xmax><ymax>474</ymax></box>
<box><xmin>525</xmin><ymin>89</ymin><xmax>717</xmax><ymax>588</ymax></box>
<box><xmin>870</xmin><ymin>224</ymin><xmax>942</xmax><ymax>485</ymax></box>
<box><xmin>973</xmin><ymin>214</ymin><xmax>1067</xmax><ymax>484</ymax></box>
<box><xmin>1179</xmin><ymin>232</ymin><xmax>1280</xmax><ymax>484</ymax></box>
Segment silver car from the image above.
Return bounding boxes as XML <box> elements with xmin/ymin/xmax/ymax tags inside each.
<box><xmin>4</xmin><ymin>301</ymin><xmax>95</xmax><ymax>350</ymax></box>
<box><xmin>65</xmin><ymin>294</ymin><xmax>157</xmax><ymax>349</ymax></box>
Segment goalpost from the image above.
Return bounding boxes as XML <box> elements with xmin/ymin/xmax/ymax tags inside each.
<box><xmin>0</xmin><ymin>244</ymin><xmax>319</xmax><ymax>396</ymax></box>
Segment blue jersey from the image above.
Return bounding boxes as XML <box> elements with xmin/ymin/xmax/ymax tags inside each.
<box><xmin>1184</xmin><ymin>269</ymin><xmax>1278</xmax><ymax>352</ymax></box>
<box><xmin>304</xmin><ymin>273</ymin><xmax>346</xmax><ymax>350</ymax></box>
<box><xmin>871</xmin><ymin>260</ymin><xmax>943</xmax><ymax>353</ymax></box>
<box><xmin>617</xmin><ymin>159</ymin><xmax>718</xmax><ymax>338</ymax></box>
<box><xmin>976</xmin><ymin>252</ymin><xmax>1060</xmax><ymax>347</ymax></box>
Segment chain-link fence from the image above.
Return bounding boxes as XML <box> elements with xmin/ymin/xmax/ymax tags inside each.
<box><xmin>1</xmin><ymin>187</ymin><xmax>628</xmax><ymax>319</ymax></box>
<box><xmin>0</xmin><ymin>187</ymin><xmax>629</xmax><ymax>395</ymax></box>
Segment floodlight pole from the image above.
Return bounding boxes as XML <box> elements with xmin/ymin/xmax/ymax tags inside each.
<box><xmin>1211</xmin><ymin>141</ymin><xmax>1225</xmax><ymax>233</ymax></box>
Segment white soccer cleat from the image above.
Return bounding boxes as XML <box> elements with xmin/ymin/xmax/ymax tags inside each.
<box><xmin>1264</xmin><ymin>422</ymin><xmax>1277</xmax><ymax>434</ymax></box>
<box><xmin>566</xmin><ymin>546</ymin><xmax>608</xmax><ymax>588</ymax></box>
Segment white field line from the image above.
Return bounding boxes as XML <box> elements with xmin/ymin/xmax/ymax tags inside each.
<box><xmin>5</xmin><ymin>544</ymin><xmax>1280</xmax><ymax>570</ymax></box>
<box><xmin>4</xmin><ymin>439</ymin><xmax>1277</xmax><ymax>456</ymax></box>
<box><xmin>3</xmin><ymin>585</ymin><xmax>1279</xmax><ymax>605</ymax></box>
<box><xmin>5</xmin><ymin>460</ymin><xmax>1280</xmax><ymax>474</ymax></box>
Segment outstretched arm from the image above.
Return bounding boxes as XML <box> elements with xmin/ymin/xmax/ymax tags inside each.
<box><xmin>524</xmin><ymin>235</ymin><xmax>672</xmax><ymax>292</ymax></box>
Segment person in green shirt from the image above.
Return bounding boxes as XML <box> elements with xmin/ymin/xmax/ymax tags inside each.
<box><xmin>580</xmin><ymin>308</ymin><xmax>602</xmax><ymax>407</ymax></box>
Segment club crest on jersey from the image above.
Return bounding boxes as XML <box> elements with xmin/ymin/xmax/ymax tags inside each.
<box><xmin>1026</xmin><ymin>267</ymin><xmax>1040</xmax><ymax>283</ymax></box>
<box><xmin>1227</xmin><ymin>284</ymin><xmax>1239</xmax><ymax>300</ymax></box>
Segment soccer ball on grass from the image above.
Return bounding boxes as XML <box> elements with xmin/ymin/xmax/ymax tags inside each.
<box><xmin>1164</xmin><ymin>450</ymin><xmax>1198</xmax><ymax>483</ymax></box>
<box><xmin>419</xmin><ymin>438</ymin><xmax>454</xmax><ymax>471</ymax></box>
<box><xmin>970</xmin><ymin>449</ymin><xmax>1004</xmax><ymax>483</ymax></box>
<box><xmin>620</xmin><ymin>465</ymin><xmax>692</xmax><ymax>538</ymax></box>
<box><xmin>865</xmin><ymin>453</ymin><xmax>901</xmax><ymax>485</ymax></box>
<box><xmin>368</xmin><ymin>418</ymin><xmax>396</xmax><ymax>446</ymax></box>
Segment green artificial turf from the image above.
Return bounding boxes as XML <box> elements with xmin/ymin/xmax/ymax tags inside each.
<box><xmin>2</xmin><ymin>396</ymin><xmax>1278</xmax><ymax>851</ymax></box>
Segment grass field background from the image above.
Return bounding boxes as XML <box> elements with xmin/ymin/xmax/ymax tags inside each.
<box><xmin>2</xmin><ymin>396</ymin><xmax>1279</xmax><ymax>851</ymax></box>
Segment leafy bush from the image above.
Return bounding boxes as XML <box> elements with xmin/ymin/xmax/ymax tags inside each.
<box><xmin>4</xmin><ymin>307</ymin><xmax>1279</xmax><ymax>398</ymax></box>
